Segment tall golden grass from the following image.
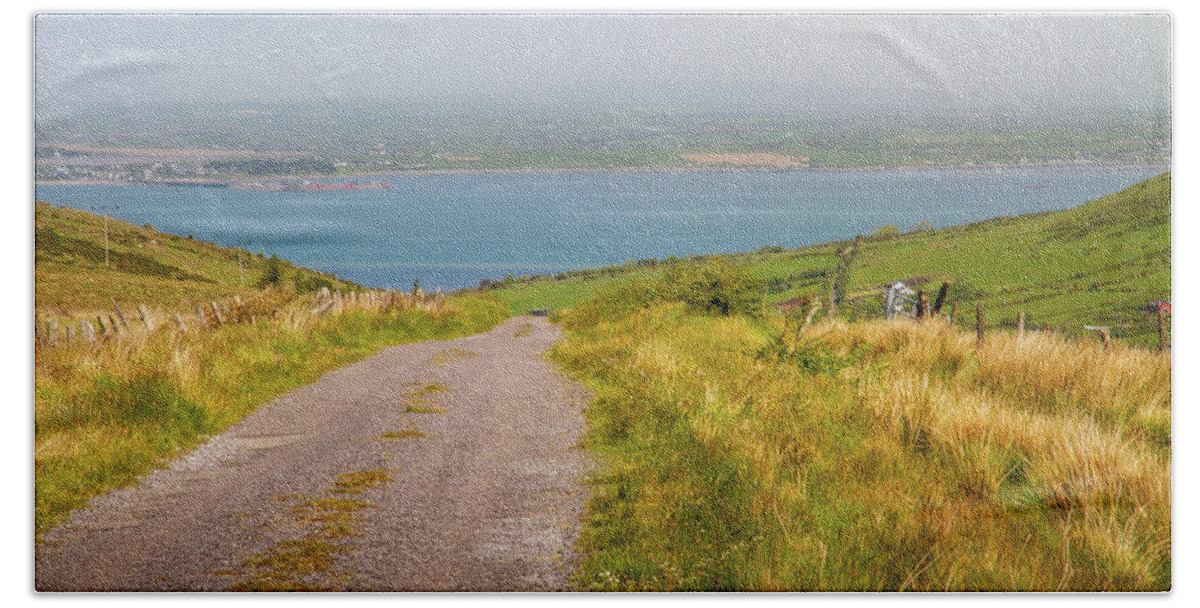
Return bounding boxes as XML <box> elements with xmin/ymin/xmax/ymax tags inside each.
<box><xmin>35</xmin><ymin>288</ymin><xmax>506</xmax><ymax>539</ymax></box>
<box><xmin>553</xmin><ymin>303</ymin><xmax>1170</xmax><ymax>591</ymax></box>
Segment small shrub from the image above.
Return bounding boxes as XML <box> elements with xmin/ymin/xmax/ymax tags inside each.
<box><xmin>874</xmin><ymin>225</ymin><xmax>900</xmax><ymax>239</ymax></box>
<box><xmin>258</xmin><ymin>255</ymin><xmax>285</xmax><ymax>288</ymax></box>
<box><xmin>294</xmin><ymin>274</ymin><xmax>334</xmax><ymax>294</ymax></box>
<box><xmin>661</xmin><ymin>258</ymin><xmax>764</xmax><ymax>317</ymax></box>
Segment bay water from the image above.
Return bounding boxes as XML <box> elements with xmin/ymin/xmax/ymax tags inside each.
<box><xmin>35</xmin><ymin>165</ymin><xmax>1166</xmax><ymax>291</ymax></box>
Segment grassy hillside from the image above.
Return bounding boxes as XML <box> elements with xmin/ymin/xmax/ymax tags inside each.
<box><xmin>549</xmin><ymin>274</ymin><xmax>1170</xmax><ymax>591</ymax></box>
<box><xmin>521</xmin><ymin>174</ymin><xmax>1171</xmax><ymax>590</ymax></box>
<box><xmin>34</xmin><ymin>204</ymin><xmax>508</xmax><ymax>538</ymax></box>
<box><xmin>35</xmin><ymin>201</ymin><xmax>360</xmax><ymax>315</ymax></box>
<box><xmin>495</xmin><ymin>173</ymin><xmax>1170</xmax><ymax>347</ymax></box>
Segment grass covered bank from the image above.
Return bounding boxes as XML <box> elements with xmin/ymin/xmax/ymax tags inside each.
<box><xmin>35</xmin><ymin>293</ymin><xmax>507</xmax><ymax>539</ymax></box>
<box><xmin>549</xmin><ymin>279</ymin><xmax>1169</xmax><ymax>591</ymax></box>
<box><xmin>498</xmin><ymin>173</ymin><xmax>1170</xmax><ymax>348</ymax></box>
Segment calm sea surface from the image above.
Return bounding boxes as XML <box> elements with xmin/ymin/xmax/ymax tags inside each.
<box><xmin>35</xmin><ymin>166</ymin><xmax>1166</xmax><ymax>291</ymax></box>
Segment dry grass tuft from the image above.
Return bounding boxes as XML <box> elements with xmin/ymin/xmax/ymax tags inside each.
<box><xmin>553</xmin><ymin>304</ymin><xmax>1170</xmax><ymax>591</ymax></box>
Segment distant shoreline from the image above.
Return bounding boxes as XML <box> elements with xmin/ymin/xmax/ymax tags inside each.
<box><xmin>35</xmin><ymin>161</ymin><xmax>1169</xmax><ymax>188</ymax></box>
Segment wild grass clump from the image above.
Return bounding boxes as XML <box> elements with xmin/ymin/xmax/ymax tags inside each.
<box><xmin>551</xmin><ymin>295</ymin><xmax>1170</xmax><ymax>591</ymax></box>
<box><xmin>34</xmin><ymin>293</ymin><xmax>506</xmax><ymax>539</ymax></box>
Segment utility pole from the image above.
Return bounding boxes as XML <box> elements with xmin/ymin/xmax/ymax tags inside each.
<box><xmin>91</xmin><ymin>203</ymin><xmax>120</xmax><ymax>267</ymax></box>
<box><xmin>103</xmin><ymin>214</ymin><xmax>110</xmax><ymax>266</ymax></box>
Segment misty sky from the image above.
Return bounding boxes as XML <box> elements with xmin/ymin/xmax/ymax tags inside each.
<box><xmin>35</xmin><ymin>13</ymin><xmax>1171</xmax><ymax>122</ymax></box>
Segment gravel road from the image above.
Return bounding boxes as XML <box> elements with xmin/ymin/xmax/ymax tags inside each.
<box><xmin>35</xmin><ymin>316</ymin><xmax>593</xmax><ymax>592</ymax></box>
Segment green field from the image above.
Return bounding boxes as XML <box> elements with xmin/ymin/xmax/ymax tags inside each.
<box><xmin>535</xmin><ymin>173</ymin><xmax>1171</xmax><ymax>590</ymax></box>
<box><xmin>35</xmin><ymin>201</ymin><xmax>362</xmax><ymax>316</ymax></box>
<box><xmin>494</xmin><ymin>173</ymin><xmax>1171</xmax><ymax>347</ymax></box>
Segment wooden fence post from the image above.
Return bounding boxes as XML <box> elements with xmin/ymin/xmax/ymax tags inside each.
<box><xmin>1159</xmin><ymin>307</ymin><xmax>1168</xmax><ymax>353</ymax></box>
<box><xmin>138</xmin><ymin>304</ymin><xmax>155</xmax><ymax>332</ymax></box>
<box><xmin>932</xmin><ymin>282</ymin><xmax>950</xmax><ymax>314</ymax></box>
<box><xmin>1100</xmin><ymin>328</ymin><xmax>1111</xmax><ymax>351</ymax></box>
<box><xmin>916</xmin><ymin>291</ymin><xmax>928</xmax><ymax>320</ymax></box>
<box><xmin>174</xmin><ymin>314</ymin><xmax>188</xmax><ymax>333</ymax></box>
<box><xmin>47</xmin><ymin>320</ymin><xmax>59</xmax><ymax>346</ymax></box>
<box><xmin>828</xmin><ymin>273</ymin><xmax>837</xmax><ymax>317</ymax></box>
<box><xmin>64</xmin><ymin>324</ymin><xmax>75</xmax><ymax>346</ymax></box>
<box><xmin>1017</xmin><ymin>311</ymin><xmax>1025</xmax><ymax>337</ymax></box>
<box><xmin>210</xmin><ymin>301</ymin><xmax>225</xmax><ymax>326</ymax></box>
<box><xmin>112</xmin><ymin>298</ymin><xmax>128</xmax><ymax>328</ymax></box>
<box><xmin>195</xmin><ymin>304</ymin><xmax>208</xmax><ymax>329</ymax></box>
<box><xmin>108</xmin><ymin>315</ymin><xmax>121</xmax><ymax>335</ymax></box>
<box><xmin>35</xmin><ymin>313</ymin><xmax>45</xmax><ymax>350</ymax></box>
<box><xmin>95</xmin><ymin>316</ymin><xmax>108</xmax><ymax>337</ymax></box>
<box><xmin>803</xmin><ymin>297</ymin><xmax>821</xmax><ymax>327</ymax></box>
<box><xmin>976</xmin><ymin>304</ymin><xmax>985</xmax><ymax>346</ymax></box>
<box><xmin>82</xmin><ymin>320</ymin><xmax>97</xmax><ymax>343</ymax></box>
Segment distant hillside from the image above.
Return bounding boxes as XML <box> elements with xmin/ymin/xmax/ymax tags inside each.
<box><xmin>495</xmin><ymin>172</ymin><xmax>1171</xmax><ymax>348</ymax></box>
<box><xmin>35</xmin><ymin>202</ymin><xmax>359</xmax><ymax>315</ymax></box>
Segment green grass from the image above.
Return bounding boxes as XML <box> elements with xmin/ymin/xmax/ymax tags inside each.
<box><xmin>34</xmin><ymin>204</ymin><xmax>509</xmax><ymax>539</ymax></box>
<box><xmin>377</xmin><ymin>430</ymin><xmax>428</xmax><ymax>441</ymax></box>
<box><xmin>533</xmin><ymin>175</ymin><xmax>1170</xmax><ymax>590</ymax></box>
<box><xmin>231</xmin><ymin>472</ymin><xmax>394</xmax><ymax>591</ymax></box>
<box><xmin>550</xmin><ymin>300</ymin><xmax>1169</xmax><ymax>591</ymax></box>
<box><xmin>495</xmin><ymin>273</ymin><xmax>635</xmax><ymax>315</ymax></box>
<box><xmin>35</xmin><ymin>298</ymin><xmax>506</xmax><ymax>539</ymax></box>
<box><xmin>491</xmin><ymin>173</ymin><xmax>1170</xmax><ymax>347</ymax></box>
<box><xmin>35</xmin><ymin>201</ymin><xmax>358</xmax><ymax>315</ymax></box>
<box><xmin>332</xmin><ymin>469</ymin><xmax>395</xmax><ymax>495</ymax></box>
<box><xmin>404</xmin><ymin>405</ymin><xmax>448</xmax><ymax>414</ymax></box>
<box><xmin>791</xmin><ymin>173</ymin><xmax>1171</xmax><ymax>348</ymax></box>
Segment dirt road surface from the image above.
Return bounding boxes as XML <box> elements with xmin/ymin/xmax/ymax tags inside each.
<box><xmin>35</xmin><ymin>316</ymin><xmax>592</xmax><ymax>591</ymax></box>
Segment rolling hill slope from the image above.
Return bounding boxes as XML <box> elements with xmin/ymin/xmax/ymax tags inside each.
<box><xmin>35</xmin><ymin>201</ymin><xmax>359</xmax><ymax>316</ymax></box>
<box><xmin>496</xmin><ymin>172</ymin><xmax>1170</xmax><ymax>347</ymax></box>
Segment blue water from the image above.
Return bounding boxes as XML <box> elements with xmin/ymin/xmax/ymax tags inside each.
<box><xmin>35</xmin><ymin>166</ymin><xmax>1166</xmax><ymax>291</ymax></box>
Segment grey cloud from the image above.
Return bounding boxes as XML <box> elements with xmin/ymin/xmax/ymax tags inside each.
<box><xmin>34</xmin><ymin>13</ymin><xmax>1171</xmax><ymax>121</ymax></box>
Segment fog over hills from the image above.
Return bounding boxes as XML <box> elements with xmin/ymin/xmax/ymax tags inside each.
<box><xmin>36</xmin><ymin>13</ymin><xmax>1170</xmax><ymax>149</ymax></box>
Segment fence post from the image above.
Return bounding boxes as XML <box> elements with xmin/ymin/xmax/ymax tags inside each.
<box><xmin>108</xmin><ymin>315</ymin><xmax>121</xmax><ymax>335</ymax></box>
<box><xmin>976</xmin><ymin>304</ymin><xmax>985</xmax><ymax>346</ymax></box>
<box><xmin>96</xmin><ymin>316</ymin><xmax>108</xmax><ymax>337</ymax></box>
<box><xmin>803</xmin><ymin>297</ymin><xmax>821</xmax><ymax>328</ymax></box>
<box><xmin>112</xmin><ymin>298</ymin><xmax>128</xmax><ymax>328</ymax></box>
<box><xmin>210</xmin><ymin>301</ymin><xmax>225</xmax><ymax>326</ymax></box>
<box><xmin>47</xmin><ymin>320</ymin><xmax>59</xmax><ymax>346</ymax></box>
<box><xmin>1017</xmin><ymin>311</ymin><xmax>1025</xmax><ymax>337</ymax></box>
<box><xmin>138</xmin><ymin>304</ymin><xmax>155</xmax><ymax>331</ymax></box>
<box><xmin>1100</xmin><ymin>328</ymin><xmax>1111</xmax><ymax>352</ymax></box>
<box><xmin>195</xmin><ymin>304</ymin><xmax>208</xmax><ymax>329</ymax></box>
<box><xmin>916</xmin><ymin>291</ymin><xmax>928</xmax><ymax>320</ymax></box>
<box><xmin>64</xmin><ymin>324</ymin><xmax>75</xmax><ymax>346</ymax></box>
<box><xmin>932</xmin><ymin>282</ymin><xmax>949</xmax><ymax>314</ymax></box>
<box><xmin>174</xmin><ymin>314</ymin><xmax>188</xmax><ymax>333</ymax></box>
<box><xmin>828</xmin><ymin>273</ymin><xmax>837</xmax><ymax>317</ymax></box>
<box><xmin>1159</xmin><ymin>307</ymin><xmax>1168</xmax><ymax>353</ymax></box>
<box><xmin>82</xmin><ymin>320</ymin><xmax>97</xmax><ymax>343</ymax></box>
